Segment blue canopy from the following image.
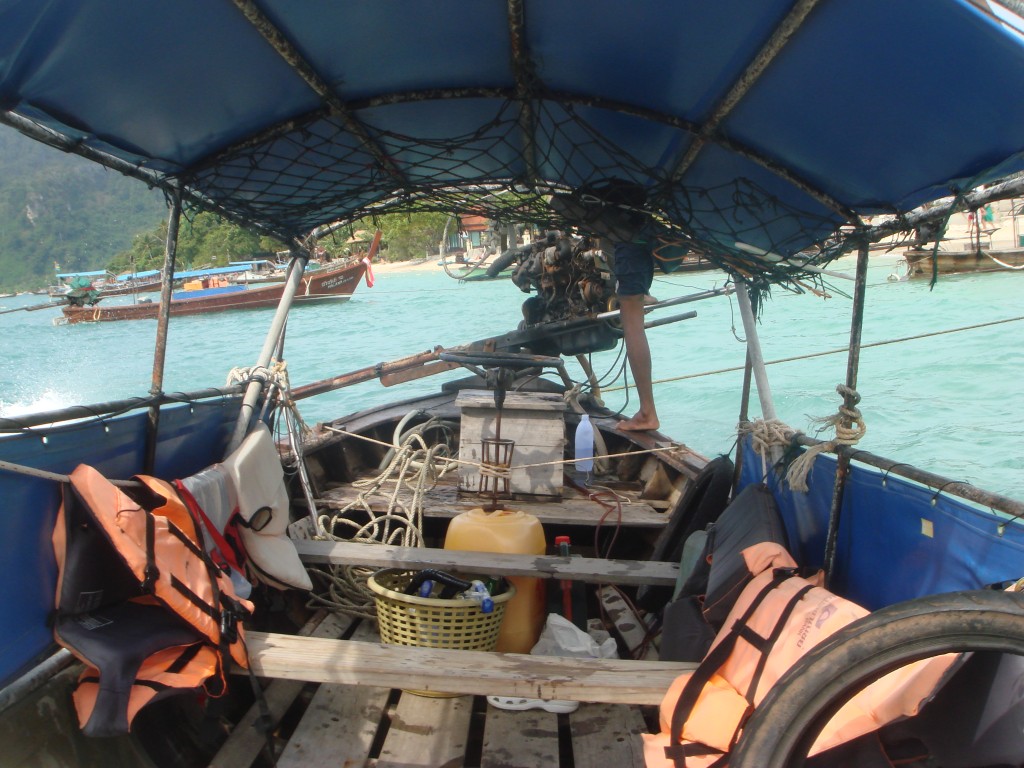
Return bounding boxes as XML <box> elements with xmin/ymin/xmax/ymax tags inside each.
<box><xmin>174</xmin><ymin>266</ymin><xmax>250</xmax><ymax>280</ymax></box>
<box><xmin>114</xmin><ymin>269</ymin><xmax>161</xmax><ymax>281</ymax></box>
<box><xmin>55</xmin><ymin>270</ymin><xmax>109</xmax><ymax>279</ymax></box>
<box><xmin>5</xmin><ymin>0</ymin><xmax>1024</xmax><ymax>282</ymax></box>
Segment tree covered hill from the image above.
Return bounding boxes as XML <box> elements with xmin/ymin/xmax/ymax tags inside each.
<box><xmin>0</xmin><ymin>129</ymin><xmax>165</xmax><ymax>292</ymax></box>
<box><xmin>0</xmin><ymin>126</ymin><xmax>466</xmax><ymax>292</ymax></box>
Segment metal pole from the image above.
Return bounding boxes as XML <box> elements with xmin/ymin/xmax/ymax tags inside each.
<box><xmin>144</xmin><ymin>189</ymin><xmax>182</xmax><ymax>473</ymax></box>
<box><xmin>735</xmin><ymin>282</ymin><xmax>777</xmax><ymax>421</ymax></box>
<box><xmin>733</xmin><ymin>349</ymin><xmax>754</xmax><ymax>492</ymax></box>
<box><xmin>823</xmin><ymin>237</ymin><xmax>871</xmax><ymax>587</ymax></box>
<box><xmin>226</xmin><ymin>248</ymin><xmax>310</xmax><ymax>454</ymax></box>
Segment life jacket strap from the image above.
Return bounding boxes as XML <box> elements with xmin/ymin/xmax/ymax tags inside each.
<box><xmin>142</xmin><ymin>510</ymin><xmax>159</xmax><ymax>591</ymax></box>
<box><xmin>667</xmin><ymin>569</ymin><xmax>814</xmax><ymax>767</ymax></box>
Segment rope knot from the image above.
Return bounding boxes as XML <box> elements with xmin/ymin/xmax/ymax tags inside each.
<box><xmin>785</xmin><ymin>384</ymin><xmax>867</xmax><ymax>492</ymax></box>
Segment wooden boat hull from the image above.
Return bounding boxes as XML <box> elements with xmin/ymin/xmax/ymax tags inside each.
<box><xmin>61</xmin><ymin>261</ymin><xmax>366</xmax><ymax>323</ymax></box>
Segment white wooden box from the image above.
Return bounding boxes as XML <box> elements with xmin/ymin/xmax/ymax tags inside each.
<box><xmin>456</xmin><ymin>390</ymin><xmax>567</xmax><ymax>498</ymax></box>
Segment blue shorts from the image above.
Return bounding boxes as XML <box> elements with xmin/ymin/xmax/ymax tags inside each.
<box><xmin>613</xmin><ymin>240</ymin><xmax>654</xmax><ymax>296</ymax></box>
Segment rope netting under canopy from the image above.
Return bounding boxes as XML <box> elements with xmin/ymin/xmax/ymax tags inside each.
<box><xmin>186</xmin><ymin>98</ymin><xmax>851</xmax><ymax>292</ymax></box>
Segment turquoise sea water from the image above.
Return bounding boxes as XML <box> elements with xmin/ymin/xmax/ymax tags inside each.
<box><xmin>1</xmin><ymin>252</ymin><xmax>1021</xmax><ymax>500</ymax></box>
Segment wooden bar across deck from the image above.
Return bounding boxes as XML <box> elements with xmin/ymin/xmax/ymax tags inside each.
<box><xmin>221</xmin><ymin>616</ymin><xmax>691</xmax><ymax>767</ymax></box>
<box><xmin>309</xmin><ymin>471</ymin><xmax>669</xmax><ymax>528</ymax></box>
<box><xmin>295</xmin><ymin>539</ymin><xmax>681</xmax><ymax>586</ymax></box>
<box><xmin>245</xmin><ymin>633</ymin><xmax>688</xmax><ymax>704</ymax></box>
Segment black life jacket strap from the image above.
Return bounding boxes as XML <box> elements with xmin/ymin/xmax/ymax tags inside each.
<box><xmin>142</xmin><ymin>510</ymin><xmax>159</xmax><ymax>592</ymax></box>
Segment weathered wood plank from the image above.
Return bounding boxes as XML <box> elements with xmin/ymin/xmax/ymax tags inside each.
<box><xmin>294</xmin><ymin>539</ymin><xmax>680</xmax><ymax>586</ymax></box>
<box><xmin>209</xmin><ymin>611</ymin><xmax>351</xmax><ymax>768</ymax></box>
<box><xmin>481</xmin><ymin>705</ymin><xmax>559</xmax><ymax>768</ymax></box>
<box><xmin>274</xmin><ymin>622</ymin><xmax>387</xmax><ymax>768</ymax></box>
<box><xmin>375</xmin><ymin>693</ymin><xmax>473</xmax><ymax>768</ymax></box>
<box><xmin>243</xmin><ymin>634</ymin><xmax>693</xmax><ymax>704</ymax></box>
<box><xmin>569</xmin><ymin>703</ymin><xmax>648</xmax><ymax>768</ymax></box>
<box><xmin>309</xmin><ymin>481</ymin><xmax>667</xmax><ymax>528</ymax></box>
<box><xmin>276</xmin><ymin>683</ymin><xmax>389</xmax><ymax>768</ymax></box>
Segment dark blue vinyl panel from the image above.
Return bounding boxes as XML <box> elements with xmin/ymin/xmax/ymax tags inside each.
<box><xmin>738</xmin><ymin>439</ymin><xmax>1024</xmax><ymax>612</ymax></box>
<box><xmin>672</xmin><ymin>143</ymin><xmax>843</xmax><ymax>256</ymax></box>
<box><xmin>534</xmin><ymin>102</ymin><xmax>690</xmax><ymax>190</ymax></box>
<box><xmin>0</xmin><ymin>400</ymin><xmax>240</xmax><ymax>688</ymax></box>
<box><xmin>726</xmin><ymin>0</ymin><xmax>1024</xmax><ymax>210</ymax></box>
<box><xmin>262</xmin><ymin>1</ymin><xmax>514</xmax><ymax>100</ymax></box>
<box><xmin>0</xmin><ymin>0</ymin><xmax>316</xmax><ymax>166</ymax></box>
<box><xmin>528</xmin><ymin>0</ymin><xmax>797</xmax><ymax>122</ymax></box>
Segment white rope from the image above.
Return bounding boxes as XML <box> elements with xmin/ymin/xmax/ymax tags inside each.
<box><xmin>307</xmin><ymin>426</ymin><xmax>457</xmax><ymax>619</ymax></box>
<box><xmin>981</xmin><ymin>250</ymin><xmax>1024</xmax><ymax>271</ymax></box>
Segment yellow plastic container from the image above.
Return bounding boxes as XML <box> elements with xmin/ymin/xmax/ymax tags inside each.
<box><xmin>443</xmin><ymin>508</ymin><xmax>546</xmax><ymax>654</ymax></box>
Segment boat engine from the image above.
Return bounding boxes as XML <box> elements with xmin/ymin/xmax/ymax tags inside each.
<box><xmin>506</xmin><ymin>231</ymin><xmax>622</xmax><ymax>357</ymax></box>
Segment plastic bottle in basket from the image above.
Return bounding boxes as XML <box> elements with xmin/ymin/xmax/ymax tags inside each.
<box><xmin>443</xmin><ymin>508</ymin><xmax>546</xmax><ymax>653</ymax></box>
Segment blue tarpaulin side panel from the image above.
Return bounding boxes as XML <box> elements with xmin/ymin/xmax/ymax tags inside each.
<box><xmin>0</xmin><ymin>400</ymin><xmax>240</xmax><ymax>688</ymax></box>
<box><xmin>738</xmin><ymin>437</ymin><xmax>1024</xmax><ymax>610</ymax></box>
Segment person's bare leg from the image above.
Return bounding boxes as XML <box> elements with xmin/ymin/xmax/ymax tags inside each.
<box><xmin>617</xmin><ymin>294</ymin><xmax>660</xmax><ymax>431</ymax></box>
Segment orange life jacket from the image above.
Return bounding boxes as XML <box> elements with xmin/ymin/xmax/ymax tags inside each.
<box><xmin>52</xmin><ymin>464</ymin><xmax>253</xmax><ymax>736</ymax></box>
<box><xmin>643</xmin><ymin>543</ymin><xmax>960</xmax><ymax>767</ymax></box>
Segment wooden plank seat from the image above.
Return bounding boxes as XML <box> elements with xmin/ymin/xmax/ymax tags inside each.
<box><xmin>294</xmin><ymin>539</ymin><xmax>681</xmax><ymax>587</ymax></box>
<box><xmin>243</xmin><ymin>633</ymin><xmax>693</xmax><ymax>704</ymax></box>
<box><xmin>224</xmin><ymin>621</ymin><xmax>679</xmax><ymax>767</ymax></box>
<box><xmin>306</xmin><ymin>472</ymin><xmax>669</xmax><ymax>528</ymax></box>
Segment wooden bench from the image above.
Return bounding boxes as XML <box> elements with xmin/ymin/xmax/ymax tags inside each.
<box><xmin>294</xmin><ymin>539</ymin><xmax>680</xmax><ymax>587</ymax></box>
<box><xmin>306</xmin><ymin>473</ymin><xmax>670</xmax><ymax>528</ymax></box>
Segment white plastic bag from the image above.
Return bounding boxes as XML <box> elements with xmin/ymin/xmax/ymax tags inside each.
<box><xmin>530</xmin><ymin>613</ymin><xmax>618</xmax><ymax>659</ymax></box>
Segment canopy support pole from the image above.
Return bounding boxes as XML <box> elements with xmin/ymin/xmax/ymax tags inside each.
<box><xmin>226</xmin><ymin>249</ymin><xmax>310</xmax><ymax>454</ymax></box>
<box><xmin>735</xmin><ymin>282</ymin><xmax>777</xmax><ymax>422</ymax></box>
<box><xmin>733</xmin><ymin>348</ymin><xmax>755</xmax><ymax>492</ymax></box>
<box><xmin>144</xmin><ymin>189</ymin><xmax>182</xmax><ymax>474</ymax></box>
<box><xmin>823</xmin><ymin>237</ymin><xmax>870</xmax><ymax>587</ymax></box>
<box><xmin>507</xmin><ymin>0</ymin><xmax>539</xmax><ymax>185</ymax></box>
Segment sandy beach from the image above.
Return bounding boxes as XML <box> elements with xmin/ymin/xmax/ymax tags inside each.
<box><xmin>368</xmin><ymin>255</ymin><xmax>498</xmax><ymax>276</ymax></box>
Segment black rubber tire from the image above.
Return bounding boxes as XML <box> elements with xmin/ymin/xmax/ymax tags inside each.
<box><xmin>635</xmin><ymin>455</ymin><xmax>734</xmax><ymax>611</ymax></box>
<box><xmin>485</xmin><ymin>246</ymin><xmax>523</xmax><ymax>278</ymax></box>
<box><xmin>730</xmin><ymin>589</ymin><xmax>1024</xmax><ymax>768</ymax></box>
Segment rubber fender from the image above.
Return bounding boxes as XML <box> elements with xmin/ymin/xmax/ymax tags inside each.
<box><xmin>636</xmin><ymin>455</ymin><xmax>734</xmax><ymax>612</ymax></box>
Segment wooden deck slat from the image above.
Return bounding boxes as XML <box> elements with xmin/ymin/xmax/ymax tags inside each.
<box><xmin>570</xmin><ymin>703</ymin><xmax>648</xmax><ymax>768</ymax></box>
<box><xmin>308</xmin><ymin>477</ymin><xmax>668</xmax><ymax>528</ymax></box>
<box><xmin>481</xmin><ymin>705</ymin><xmax>559</xmax><ymax>768</ymax></box>
<box><xmin>274</xmin><ymin>622</ymin><xmax>388</xmax><ymax>768</ymax></box>
<box><xmin>375</xmin><ymin>694</ymin><xmax>473</xmax><ymax>768</ymax></box>
<box><xmin>243</xmin><ymin>633</ymin><xmax>693</xmax><ymax>705</ymax></box>
<box><xmin>295</xmin><ymin>539</ymin><xmax>680</xmax><ymax>586</ymax></box>
<box><xmin>209</xmin><ymin>612</ymin><xmax>351</xmax><ymax>768</ymax></box>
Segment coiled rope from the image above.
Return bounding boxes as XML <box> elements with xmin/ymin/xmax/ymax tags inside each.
<box><xmin>306</xmin><ymin>422</ymin><xmax>457</xmax><ymax>620</ymax></box>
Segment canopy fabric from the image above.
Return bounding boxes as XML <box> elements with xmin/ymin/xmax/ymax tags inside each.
<box><xmin>4</xmin><ymin>0</ymin><xmax>1024</xmax><ymax>285</ymax></box>
<box><xmin>55</xmin><ymin>271</ymin><xmax>109</xmax><ymax>279</ymax></box>
<box><xmin>115</xmin><ymin>270</ymin><xmax>160</xmax><ymax>281</ymax></box>
<box><xmin>174</xmin><ymin>266</ymin><xmax>250</xmax><ymax>280</ymax></box>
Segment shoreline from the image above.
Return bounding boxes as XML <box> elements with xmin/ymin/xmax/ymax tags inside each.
<box><xmin>367</xmin><ymin>256</ymin><xmax>494</xmax><ymax>276</ymax></box>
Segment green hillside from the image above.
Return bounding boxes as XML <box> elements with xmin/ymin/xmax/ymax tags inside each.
<box><xmin>0</xmin><ymin>130</ymin><xmax>166</xmax><ymax>292</ymax></box>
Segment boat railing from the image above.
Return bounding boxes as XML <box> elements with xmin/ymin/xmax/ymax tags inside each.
<box><xmin>0</xmin><ymin>385</ymin><xmax>245</xmax><ymax>433</ymax></box>
<box><xmin>784</xmin><ymin>429</ymin><xmax>1024</xmax><ymax>522</ymax></box>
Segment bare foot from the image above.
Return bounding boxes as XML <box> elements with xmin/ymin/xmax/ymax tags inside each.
<box><xmin>616</xmin><ymin>411</ymin><xmax>660</xmax><ymax>431</ymax></box>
